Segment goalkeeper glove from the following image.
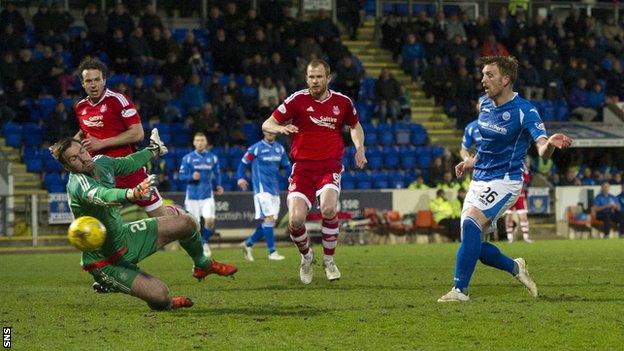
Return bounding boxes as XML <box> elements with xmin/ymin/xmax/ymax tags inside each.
<box><xmin>126</xmin><ymin>175</ymin><xmax>157</xmax><ymax>201</ymax></box>
<box><xmin>147</xmin><ymin>128</ymin><xmax>168</xmax><ymax>156</ymax></box>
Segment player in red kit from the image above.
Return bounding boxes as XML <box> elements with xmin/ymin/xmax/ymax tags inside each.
<box><xmin>505</xmin><ymin>165</ymin><xmax>533</xmax><ymax>243</ymax></box>
<box><xmin>73</xmin><ymin>57</ymin><xmax>167</xmax><ymax>217</ymax></box>
<box><xmin>262</xmin><ymin>59</ymin><xmax>367</xmax><ymax>284</ymax></box>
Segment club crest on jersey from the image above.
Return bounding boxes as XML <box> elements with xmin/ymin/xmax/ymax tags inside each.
<box><xmin>306</xmin><ymin>106</ymin><xmax>314</xmax><ymax>112</ymax></box>
<box><xmin>502</xmin><ymin>111</ymin><xmax>510</xmax><ymax>121</ymax></box>
<box><xmin>535</xmin><ymin>122</ymin><xmax>545</xmax><ymax>130</ymax></box>
<box><xmin>278</xmin><ymin>104</ymin><xmax>286</xmax><ymax>113</ymax></box>
<box><xmin>332</xmin><ymin>105</ymin><xmax>340</xmax><ymax>115</ymax></box>
<box><xmin>100</xmin><ymin>104</ymin><xmax>108</xmax><ymax>113</ymax></box>
<box><xmin>121</xmin><ymin>108</ymin><xmax>137</xmax><ymax>118</ymax></box>
<box><xmin>81</xmin><ymin>109</ymin><xmax>87</xmax><ymax>115</ymax></box>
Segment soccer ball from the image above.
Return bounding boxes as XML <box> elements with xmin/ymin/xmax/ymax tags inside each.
<box><xmin>67</xmin><ymin>216</ymin><xmax>107</xmax><ymax>251</ymax></box>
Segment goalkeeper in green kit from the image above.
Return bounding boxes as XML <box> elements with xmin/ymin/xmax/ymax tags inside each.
<box><xmin>51</xmin><ymin>129</ymin><xmax>237</xmax><ymax>310</ymax></box>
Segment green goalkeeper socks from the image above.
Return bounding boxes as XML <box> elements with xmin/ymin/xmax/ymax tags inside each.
<box><xmin>179</xmin><ymin>231</ymin><xmax>208</xmax><ymax>268</ymax></box>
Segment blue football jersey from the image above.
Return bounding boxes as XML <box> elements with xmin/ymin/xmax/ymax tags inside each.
<box><xmin>474</xmin><ymin>93</ymin><xmax>547</xmax><ymax>181</ymax></box>
<box><xmin>178</xmin><ymin>150</ymin><xmax>222</xmax><ymax>200</ymax></box>
<box><xmin>462</xmin><ymin>119</ymin><xmax>482</xmax><ymax>151</ymax></box>
<box><xmin>236</xmin><ymin>140</ymin><xmax>291</xmax><ymax>195</ymax></box>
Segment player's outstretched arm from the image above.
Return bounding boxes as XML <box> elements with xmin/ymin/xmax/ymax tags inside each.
<box><xmin>350</xmin><ymin>122</ymin><xmax>367</xmax><ymax>169</ymax></box>
<box><xmin>262</xmin><ymin>116</ymin><xmax>298</xmax><ymax>135</ymax></box>
<box><xmin>536</xmin><ymin>133</ymin><xmax>573</xmax><ymax>159</ymax></box>
<box><xmin>81</xmin><ymin>123</ymin><xmax>144</xmax><ymax>153</ymax></box>
<box><xmin>113</xmin><ymin>129</ymin><xmax>168</xmax><ymax>176</ymax></box>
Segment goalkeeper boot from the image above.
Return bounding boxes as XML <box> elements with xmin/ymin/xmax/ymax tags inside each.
<box><xmin>92</xmin><ymin>282</ymin><xmax>116</xmax><ymax>293</ymax></box>
<box><xmin>193</xmin><ymin>260</ymin><xmax>238</xmax><ymax>281</ymax></box>
<box><xmin>513</xmin><ymin>258</ymin><xmax>538</xmax><ymax>297</ymax></box>
<box><xmin>299</xmin><ymin>251</ymin><xmax>314</xmax><ymax>285</ymax></box>
<box><xmin>437</xmin><ymin>288</ymin><xmax>470</xmax><ymax>302</ymax></box>
<box><xmin>171</xmin><ymin>296</ymin><xmax>194</xmax><ymax>309</ymax></box>
<box><xmin>202</xmin><ymin>243</ymin><xmax>212</xmax><ymax>258</ymax></box>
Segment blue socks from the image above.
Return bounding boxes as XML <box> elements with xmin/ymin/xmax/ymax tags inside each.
<box><xmin>263</xmin><ymin>222</ymin><xmax>276</xmax><ymax>253</ymax></box>
<box><xmin>479</xmin><ymin>241</ymin><xmax>516</xmax><ymax>274</ymax></box>
<box><xmin>245</xmin><ymin>224</ymin><xmax>264</xmax><ymax>247</ymax></box>
<box><xmin>454</xmin><ymin>217</ymin><xmax>483</xmax><ymax>292</ymax></box>
<box><xmin>245</xmin><ymin>222</ymin><xmax>277</xmax><ymax>254</ymax></box>
<box><xmin>200</xmin><ymin>227</ymin><xmax>213</xmax><ymax>244</ymax></box>
<box><xmin>454</xmin><ymin>217</ymin><xmax>520</xmax><ymax>293</ymax></box>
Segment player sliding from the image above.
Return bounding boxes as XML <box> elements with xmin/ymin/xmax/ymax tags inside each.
<box><xmin>51</xmin><ymin>129</ymin><xmax>237</xmax><ymax>310</ymax></box>
<box><xmin>262</xmin><ymin>59</ymin><xmax>367</xmax><ymax>284</ymax></box>
<box><xmin>438</xmin><ymin>56</ymin><xmax>573</xmax><ymax>302</ymax></box>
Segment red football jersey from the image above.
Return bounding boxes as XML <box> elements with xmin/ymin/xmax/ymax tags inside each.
<box><xmin>272</xmin><ymin>89</ymin><xmax>359</xmax><ymax>161</ymax></box>
<box><xmin>74</xmin><ymin>88</ymin><xmax>141</xmax><ymax>158</ymax></box>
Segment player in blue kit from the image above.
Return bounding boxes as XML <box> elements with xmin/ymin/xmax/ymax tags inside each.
<box><xmin>236</xmin><ymin>131</ymin><xmax>291</xmax><ymax>261</ymax></box>
<box><xmin>438</xmin><ymin>56</ymin><xmax>573</xmax><ymax>302</ymax></box>
<box><xmin>178</xmin><ymin>132</ymin><xmax>223</xmax><ymax>258</ymax></box>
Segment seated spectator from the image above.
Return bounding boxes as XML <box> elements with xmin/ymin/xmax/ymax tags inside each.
<box><xmin>422</xmin><ymin>55</ymin><xmax>452</xmax><ymax>106</ymax></box>
<box><xmin>108</xmin><ymin>28</ymin><xmax>130</xmax><ymax>73</ymax></box>
<box><xmin>181</xmin><ymin>74</ymin><xmax>206</xmax><ymax>114</ymax></box>
<box><xmin>246</xmin><ymin>53</ymin><xmax>269</xmax><ymax>80</ymax></box>
<box><xmin>6</xmin><ymin>79</ymin><xmax>31</xmax><ymax>122</ymax></box>
<box><xmin>190</xmin><ymin>102</ymin><xmax>225</xmax><ymax>146</ymax></box>
<box><xmin>451</xmin><ymin>188</ymin><xmax>466</xmax><ymax>219</ymax></box>
<box><xmin>258</xmin><ymin>77</ymin><xmax>278</xmax><ymax>108</ymax></box>
<box><xmin>602</xmin><ymin>15</ymin><xmax>624</xmax><ymax>54</ymax></box>
<box><xmin>239</xmin><ymin>75</ymin><xmax>258</xmax><ymax>117</ymax></box>
<box><xmin>580</xmin><ymin>167</ymin><xmax>596</xmax><ymax>185</ymax></box>
<box><xmin>481</xmin><ymin>34</ymin><xmax>509</xmax><ymax>57</ymax></box>
<box><xmin>335</xmin><ymin>55</ymin><xmax>361</xmax><ymax>100</ymax></box>
<box><xmin>268</xmin><ymin>52</ymin><xmax>290</xmax><ymax>87</ymax></box>
<box><xmin>380</xmin><ymin>14</ymin><xmax>403</xmax><ymax>60</ymax></box>
<box><xmin>107</xmin><ymin>3</ymin><xmax>134</xmax><ymax>38</ymax></box>
<box><xmin>218</xmin><ymin>93</ymin><xmax>246</xmax><ymax>146</ymax></box>
<box><xmin>559</xmin><ymin>167</ymin><xmax>581</xmax><ymax>186</ymax></box>
<box><xmin>429</xmin><ymin>189</ymin><xmax>460</xmax><ymax>241</ymax></box>
<box><xmin>139</xmin><ymin>3</ymin><xmax>163</xmax><ymax>37</ymax></box>
<box><xmin>428</xmin><ymin>157</ymin><xmax>445</xmax><ymax>186</ymax></box>
<box><xmin>592</xmin><ymin>182</ymin><xmax>622</xmax><ymax>238</ymax></box>
<box><xmin>150</xmin><ymin>76</ymin><xmax>172</xmax><ymax>122</ymax></box>
<box><xmin>46</xmin><ymin>101</ymin><xmax>77</xmax><ymax>143</ymax></box>
<box><xmin>568</xmin><ymin>78</ymin><xmax>598</xmax><ymax>122</ymax></box>
<box><xmin>128</xmin><ymin>26</ymin><xmax>157</xmax><ymax>74</ymax></box>
<box><xmin>587</xmin><ymin>82</ymin><xmax>605</xmax><ymax>111</ymax></box>
<box><xmin>83</xmin><ymin>3</ymin><xmax>107</xmax><ymax>51</ymax></box>
<box><xmin>374</xmin><ymin>68</ymin><xmax>401</xmax><ymax>123</ymax></box>
<box><xmin>439</xmin><ymin>171</ymin><xmax>461</xmax><ymax>190</ymax></box>
<box><xmin>540</xmin><ymin>59</ymin><xmax>561</xmax><ymax>100</ymax></box>
<box><xmin>445</xmin><ymin>13</ymin><xmax>466</xmax><ymax>41</ymax></box>
<box><xmin>400</xmin><ymin>33</ymin><xmax>425</xmax><ymax>82</ymax></box>
<box><xmin>518</xmin><ymin>59</ymin><xmax>543</xmax><ymax>100</ymax></box>
<box><xmin>407</xmin><ymin>175</ymin><xmax>429</xmax><ymax>190</ymax></box>
<box><xmin>606</xmin><ymin>59</ymin><xmax>624</xmax><ymax>103</ymax></box>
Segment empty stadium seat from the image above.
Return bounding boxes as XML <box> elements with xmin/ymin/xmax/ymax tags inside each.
<box><xmin>341</xmin><ymin>171</ymin><xmax>356</xmax><ymax>190</ymax></box>
<box><xmin>382</xmin><ymin>146</ymin><xmax>400</xmax><ymax>169</ymax></box>
<box><xmin>355</xmin><ymin>171</ymin><xmax>372</xmax><ymax>189</ymax></box>
<box><xmin>366</xmin><ymin>146</ymin><xmax>382</xmax><ymax>170</ymax></box>
<box><xmin>22</xmin><ymin>123</ymin><xmax>43</xmax><ymax>147</ymax></box>
<box><xmin>372</xmin><ymin>170</ymin><xmax>389</xmax><ymax>189</ymax></box>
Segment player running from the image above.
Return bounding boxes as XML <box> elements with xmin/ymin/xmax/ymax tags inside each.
<box><xmin>178</xmin><ymin>132</ymin><xmax>223</xmax><ymax>258</ymax></box>
<box><xmin>236</xmin><ymin>131</ymin><xmax>291</xmax><ymax>261</ymax></box>
<box><xmin>74</xmin><ymin>57</ymin><xmax>168</xmax><ymax>217</ymax></box>
<box><xmin>438</xmin><ymin>56</ymin><xmax>572</xmax><ymax>302</ymax></box>
<box><xmin>51</xmin><ymin>130</ymin><xmax>237</xmax><ymax>310</ymax></box>
<box><xmin>262</xmin><ymin>59</ymin><xmax>367</xmax><ymax>284</ymax></box>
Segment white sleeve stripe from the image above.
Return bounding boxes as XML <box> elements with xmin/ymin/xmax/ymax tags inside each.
<box><xmin>76</xmin><ymin>174</ymin><xmax>90</xmax><ymax>192</ymax></box>
<box><xmin>519</xmin><ymin>109</ymin><xmax>525</xmax><ymax>124</ymax></box>
<box><xmin>284</xmin><ymin>89</ymin><xmax>308</xmax><ymax>104</ymax></box>
<box><xmin>106</xmin><ymin>90</ymin><xmax>129</xmax><ymax>107</ymax></box>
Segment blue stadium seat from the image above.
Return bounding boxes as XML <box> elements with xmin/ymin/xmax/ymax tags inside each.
<box><xmin>554</xmin><ymin>101</ymin><xmax>569</xmax><ymax>121</ymax></box>
<box><xmin>382</xmin><ymin>146</ymin><xmax>400</xmax><ymax>169</ymax></box>
<box><xmin>24</xmin><ymin>155</ymin><xmax>43</xmax><ymax>173</ymax></box>
<box><xmin>68</xmin><ymin>25</ymin><xmax>84</xmax><ymax>38</ymax></box>
<box><xmin>388</xmin><ymin>170</ymin><xmax>406</xmax><ymax>188</ymax></box>
<box><xmin>542</xmin><ymin>100</ymin><xmax>555</xmax><ymax>121</ymax></box>
<box><xmin>39</xmin><ymin>97</ymin><xmax>57</xmax><ymax>120</ymax></box>
<box><xmin>242</xmin><ymin>122</ymin><xmax>262</xmax><ymax>144</ymax></box>
<box><xmin>355</xmin><ymin>171</ymin><xmax>372</xmax><ymax>189</ymax></box>
<box><xmin>372</xmin><ymin>170</ymin><xmax>389</xmax><ymax>189</ymax></box>
<box><xmin>341</xmin><ymin>171</ymin><xmax>356</xmax><ymax>190</ymax></box>
<box><xmin>170</xmin><ymin>123</ymin><xmax>190</xmax><ymax>147</ymax></box>
<box><xmin>410</xmin><ymin>124</ymin><xmax>428</xmax><ymax>146</ymax></box>
<box><xmin>364</xmin><ymin>129</ymin><xmax>378</xmax><ymax>146</ymax></box>
<box><xmin>393</xmin><ymin>122</ymin><xmax>411</xmax><ymax>145</ymax></box>
<box><xmin>173</xmin><ymin>28</ymin><xmax>188</xmax><ymax>43</ymax></box>
<box><xmin>44</xmin><ymin>173</ymin><xmax>64</xmax><ymax>193</ymax></box>
<box><xmin>22</xmin><ymin>123</ymin><xmax>43</xmax><ymax>147</ymax></box>
<box><xmin>431</xmin><ymin>145</ymin><xmax>445</xmax><ymax>158</ymax></box>
<box><xmin>399</xmin><ymin>145</ymin><xmax>416</xmax><ymax>169</ymax></box>
<box><xmin>359</xmin><ymin>78</ymin><xmax>376</xmax><ymax>100</ymax></box>
<box><xmin>5</xmin><ymin>133</ymin><xmax>22</xmax><ymax>148</ymax></box>
<box><xmin>162</xmin><ymin>153</ymin><xmax>177</xmax><ymax>172</ymax></box>
<box><xmin>366</xmin><ymin>146</ymin><xmax>382</xmax><ymax>170</ymax></box>
<box><xmin>355</xmin><ymin>100</ymin><xmax>373</xmax><ymax>123</ymax></box>
<box><xmin>3</xmin><ymin>122</ymin><xmax>22</xmax><ymax>137</ymax></box>
<box><xmin>43</xmin><ymin>152</ymin><xmax>63</xmax><ymax>172</ymax></box>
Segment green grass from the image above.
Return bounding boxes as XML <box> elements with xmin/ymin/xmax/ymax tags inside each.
<box><xmin>2</xmin><ymin>240</ymin><xmax>624</xmax><ymax>350</ymax></box>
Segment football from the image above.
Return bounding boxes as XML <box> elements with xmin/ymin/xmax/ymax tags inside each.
<box><xmin>67</xmin><ymin>216</ymin><xmax>107</xmax><ymax>251</ymax></box>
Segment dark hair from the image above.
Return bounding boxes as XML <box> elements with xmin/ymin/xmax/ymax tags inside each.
<box><xmin>77</xmin><ymin>57</ymin><xmax>108</xmax><ymax>80</ymax></box>
<box><xmin>307</xmin><ymin>58</ymin><xmax>331</xmax><ymax>76</ymax></box>
<box><xmin>193</xmin><ymin>132</ymin><xmax>207</xmax><ymax>139</ymax></box>
<box><xmin>481</xmin><ymin>56</ymin><xmax>518</xmax><ymax>84</ymax></box>
<box><xmin>50</xmin><ymin>137</ymin><xmax>81</xmax><ymax>165</ymax></box>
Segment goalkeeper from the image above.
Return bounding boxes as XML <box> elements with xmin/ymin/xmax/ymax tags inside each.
<box><xmin>51</xmin><ymin>129</ymin><xmax>237</xmax><ymax>311</ymax></box>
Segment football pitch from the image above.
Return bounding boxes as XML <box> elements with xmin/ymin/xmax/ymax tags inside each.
<box><xmin>2</xmin><ymin>240</ymin><xmax>623</xmax><ymax>350</ymax></box>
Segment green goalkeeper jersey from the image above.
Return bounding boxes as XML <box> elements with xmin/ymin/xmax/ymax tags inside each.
<box><xmin>66</xmin><ymin>149</ymin><xmax>152</xmax><ymax>266</ymax></box>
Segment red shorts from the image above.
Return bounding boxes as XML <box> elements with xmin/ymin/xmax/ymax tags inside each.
<box><xmin>115</xmin><ymin>167</ymin><xmax>163</xmax><ymax>211</ymax></box>
<box><xmin>287</xmin><ymin>159</ymin><xmax>344</xmax><ymax>209</ymax></box>
<box><xmin>506</xmin><ymin>193</ymin><xmax>527</xmax><ymax>214</ymax></box>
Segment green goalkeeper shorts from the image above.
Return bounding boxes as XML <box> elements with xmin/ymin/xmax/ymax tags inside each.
<box><xmin>89</xmin><ymin>218</ymin><xmax>159</xmax><ymax>294</ymax></box>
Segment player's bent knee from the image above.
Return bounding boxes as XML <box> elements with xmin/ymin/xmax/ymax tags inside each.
<box><xmin>289</xmin><ymin>215</ymin><xmax>306</xmax><ymax>230</ymax></box>
<box><xmin>320</xmin><ymin>206</ymin><xmax>337</xmax><ymax>219</ymax></box>
<box><xmin>180</xmin><ymin>214</ymin><xmax>197</xmax><ymax>235</ymax></box>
